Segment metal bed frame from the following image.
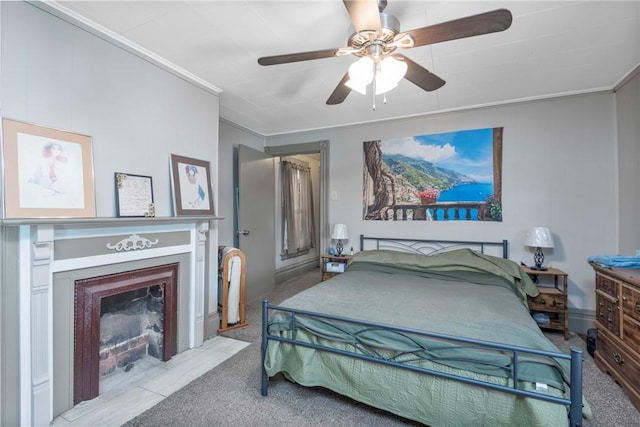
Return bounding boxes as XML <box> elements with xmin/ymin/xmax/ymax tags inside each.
<box><xmin>359</xmin><ymin>234</ymin><xmax>509</xmax><ymax>258</ymax></box>
<box><xmin>261</xmin><ymin>236</ymin><xmax>584</xmax><ymax>427</ymax></box>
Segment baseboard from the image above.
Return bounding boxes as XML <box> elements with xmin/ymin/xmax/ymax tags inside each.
<box><xmin>568</xmin><ymin>308</ymin><xmax>596</xmax><ymax>334</ymax></box>
<box><xmin>276</xmin><ymin>259</ymin><xmax>318</xmax><ymax>284</ymax></box>
<box><xmin>206</xmin><ymin>312</ymin><xmax>220</xmax><ymax>339</ymax></box>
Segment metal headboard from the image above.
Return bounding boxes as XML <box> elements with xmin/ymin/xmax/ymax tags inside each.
<box><xmin>359</xmin><ymin>235</ymin><xmax>509</xmax><ymax>259</ymax></box>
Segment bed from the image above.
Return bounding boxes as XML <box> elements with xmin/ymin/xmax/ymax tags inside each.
<box><xmin>261</xmin><ymin>236</ymin><xmax>590</xmax><ymax>426</ymax></box>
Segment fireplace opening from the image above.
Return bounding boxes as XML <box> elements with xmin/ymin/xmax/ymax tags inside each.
<box><xmin>99</xmin><ymin>284</ymin><xmax>165</xmax><ymax>377</ymax></box>
<box><xmin>74</xmin><ymin>263</ymin><xmax>178</xmax><ymax>404</ymax></box>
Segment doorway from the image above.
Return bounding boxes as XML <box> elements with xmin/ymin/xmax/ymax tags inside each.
<box><xmin>266</xmin><ymin>141</ymin><xmax>329</xmax><ymax>280</ymax></box>
<box><xmin>235</xmin><ymin>141</ymin><xmax>328</xmax><ymax>295</ymax></box>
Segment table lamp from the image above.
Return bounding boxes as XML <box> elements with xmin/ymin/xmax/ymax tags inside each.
<box><xmin>525</xmin><ymin>227</ymin><xmax>555</xmax><ymax>271</ymax></box>
<box><xmin>331</xmin><ymin>224</ymin><xmax>349</xmax><ymax>256</ymax></box>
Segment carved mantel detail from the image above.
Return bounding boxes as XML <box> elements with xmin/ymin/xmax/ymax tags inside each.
<box><xmin>106</xmin><ymin>234</ymin><xmax>159</xmax><ymax>252</ymax></box>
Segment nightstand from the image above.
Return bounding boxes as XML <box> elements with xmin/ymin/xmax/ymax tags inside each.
<box><xmin>321</xmin><ymin>254</ymin><xmax>352</xmax><ymax>281</ymax></box>
<box><xmin>521</xmin><ymin>266</ymin><xmax>569</xmax><ymax>340</ymax></box>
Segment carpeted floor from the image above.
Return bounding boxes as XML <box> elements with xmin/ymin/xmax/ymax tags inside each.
<box><xmin>125</xmin><ymin>268</ymin><xmax>640</xmax><ymax>427</ymax></box>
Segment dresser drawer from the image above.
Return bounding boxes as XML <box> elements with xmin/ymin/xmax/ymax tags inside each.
<box><xmin>528</xmin><ymin>290</ymin><xmax>566</xmax><ymax>311</ymax></box>
<box><xmin>596</xmin><ymin>272</ymin><xmax>620</xmax><ymax>299</ymax></box>
<box><xmin>595</xmin><ymin>291</ymin><xmax>620</xmax><ymax>335</ymax></box>
<box><xmin>622</xmin><ymin>283</ymin><xmax>640</xmax><ymax>323</ymax></box>
<box><xmin>623</xmin><ymin>314</ymin><xmax>640</xmax><ymax>355</ymax></box>
<box><xmin>596</xmin><ymin>331</ymin><xmax>640</xmax><ymax>393</ymax></box>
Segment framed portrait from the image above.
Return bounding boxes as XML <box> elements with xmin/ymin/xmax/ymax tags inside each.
<box><xmin>1</xmin><ymin>118</ymin><xmax>96</xmax><ymax>219</ymax></box>
<box><xmin>169</xmin><ymin>154</ymin><xmax>214</xmax><ymax>216</ymax></box>
<box><xmin>114</xmin><ymin>173</ymin><xmax>155</xmax><ymax>218</ymax></box>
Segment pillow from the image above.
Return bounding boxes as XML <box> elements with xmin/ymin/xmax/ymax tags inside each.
<box><xmin>349</xmin><ymin>248</ymin><xmax>539</xmax><ymax>304</ymax></box>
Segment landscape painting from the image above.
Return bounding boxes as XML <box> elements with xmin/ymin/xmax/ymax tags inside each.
<box><xmin>363</xmin><ymin>127</ymin><xmax>502</xmax><ymax>221</ymax></box>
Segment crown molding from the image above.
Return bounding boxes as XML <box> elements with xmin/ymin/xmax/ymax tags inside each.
<box><xmin>28</xmin><ymin>1</ymin><xmax>223</xmax><ymax>96</ymax></box>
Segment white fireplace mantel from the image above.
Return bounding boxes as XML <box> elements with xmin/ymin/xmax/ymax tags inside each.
<box><xmin>2</xmin><ymin>216</ymin><xmax>221</xmax><ymax>426</ymax></box>
<box><xmin>0</xmin><ymin>215</ymin><xmax>222</xmax><ymax>227</ymax></box>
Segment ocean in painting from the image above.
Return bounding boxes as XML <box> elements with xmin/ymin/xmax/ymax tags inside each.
<box><xmin>438</xmin><ymin>182</ymin><xmax>493</xmax><ymax>202</ymax></box>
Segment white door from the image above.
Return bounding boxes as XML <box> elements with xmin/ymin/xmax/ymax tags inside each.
<box><xmin>237</xmin><ymin>145</ymin><xmax>275</xmax><ymax>302</ymax></box>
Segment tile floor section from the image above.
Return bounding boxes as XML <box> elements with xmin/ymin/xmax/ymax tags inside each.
<box><xmin>51</xmin><ymin>336</ymin><xmax>249</xmax><ymax>426</ymax></box>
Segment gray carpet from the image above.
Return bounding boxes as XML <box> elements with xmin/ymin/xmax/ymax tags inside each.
<box><xmin>125</xmin><ymin>268</ymin><xmax>640</xmax><ymax>427</ymax></box>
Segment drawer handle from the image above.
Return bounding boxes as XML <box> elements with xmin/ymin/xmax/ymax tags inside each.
<box><xmin>607</xmin><ymin>307</ymin><xmax>613</xmax><ymax>312</ymax></box>
<box><xmin>612</xmin><ymin>352</ymin><xmax>625</xmax><ymax>365</ymax></box>
<box><xmin>636</xmin><ymin>303</ymin><xmax>640</xmax><ymax>314</ymax></box>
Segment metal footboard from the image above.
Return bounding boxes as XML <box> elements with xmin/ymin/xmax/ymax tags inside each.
<box><xmin>261</xmin><ymin>300</ymin><xmax>584</xmax><ymax>427</ymax></box>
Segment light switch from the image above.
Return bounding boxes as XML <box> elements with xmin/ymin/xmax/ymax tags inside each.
<box><xmin>331</xmin><ymin>191</ymin><xmax>338</xmax><ymax>201</ymax></box>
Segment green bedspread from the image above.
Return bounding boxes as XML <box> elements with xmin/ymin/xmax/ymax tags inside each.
<box><xmin>265</xmin><ymin>249</ymin><xmax>591</xmax><ymax>426</ymax></box>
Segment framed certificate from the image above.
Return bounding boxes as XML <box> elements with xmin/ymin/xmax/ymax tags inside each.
<box><xmin>114</xmin><ymin>173</ymin><xmax>155</xmax><ymax>217</ymax></box>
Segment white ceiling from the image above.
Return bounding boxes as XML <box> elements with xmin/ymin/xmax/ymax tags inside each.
<box><xmin>50</xmin><ymin>1</ymin><xmax>639</xmax><ymax>136</ymax></box>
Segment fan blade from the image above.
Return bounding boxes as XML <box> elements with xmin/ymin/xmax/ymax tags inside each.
<box><xmin>343</xmin><ymin>0</ymin><xmax>382</xmax><ymax>35</ymax></box>
<box><xmin>401</xmin><ymin>9</ymin><xmax>512</xmax><ymax>48</ymax></box>
<box><xmin>397</xmin><ymin>55</ymin><xmax>445</xmax><ymax>92</ymax></box>
<box><xmin>258</xmin><ymin>48</ymin><xmax>342</xmax><ymax>66</ymax></box>
<box><xmin>326</xmin><ymin>72</ymin><xmax>352</xmax><ymax>105</ymax></box>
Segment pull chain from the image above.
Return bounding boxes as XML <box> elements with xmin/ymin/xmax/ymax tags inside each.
<box><xmin>372</xmin><ymin>76</ymin><xmax>376</xmax><ymax>110</ymax></box>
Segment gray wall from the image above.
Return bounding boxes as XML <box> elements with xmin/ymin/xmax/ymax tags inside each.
<box><xmin>218</xmin><ymin>119</ymin><xmax>265</xmax><ymax>247</ymax></box>
<box><xmin>616</xmin><ymin>69</ymin><xmax>640</xmax><ymax>254</ymax></box>
<box><xmin>0</xmin><ymin>2</ymin><xmax>219</xmax><ymax>219</ymax></box>
<box><xmin>263</xmin><ymin>91</ymin><xmax>620</xmax><ymax>323</ymax></box>
<box><xmin>0</xmin><ymin>3</ymin><xmax>220</xmax><ymax>425</ymax></box>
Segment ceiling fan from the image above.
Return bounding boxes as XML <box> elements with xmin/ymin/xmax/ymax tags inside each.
<box><xmin>258</xmin><ymin>0</ymin><xmax>512</xmax><ymax>105</ymax></box>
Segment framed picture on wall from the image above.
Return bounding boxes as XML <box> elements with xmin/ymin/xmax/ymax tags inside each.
<box><xmin>1</xmin><ymin>118</ymin><xmax>96</xmax><ymax>219</ymax></box>
<box><xmin>114</xmin><ymin>172</ymin><xmax>155</xmax><ymax>217</ymax></box>
<box><xmin>169</xmin><ymin>154</ymin><xmax>215</xmax><ymax>216</ymax></box>
<box><xmin>362</xmin><ymin>127</ymin><xmax>503</xmax><ymax>222</ymax></box>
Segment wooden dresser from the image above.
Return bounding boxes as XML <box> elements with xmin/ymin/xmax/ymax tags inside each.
<box><xmin>591</xmin><ymin>263</ymin><xmax>640</xmax><ymax>411</ymax></box>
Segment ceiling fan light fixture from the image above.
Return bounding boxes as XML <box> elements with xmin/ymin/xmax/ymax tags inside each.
<box><xmin>374</xmin><ymin>56</ymin><xmax>407</xmax><ymax>94</ymax></box>
<box><xmin>374</xmin><ymin>74</ymin><xmax>398</xmax><ymax>95</ymax></box>
<box><xmin>259</xmin><ymin>4</ymin><xmax>513</xmax><ymax>106</ymax></box>
<box><xmin>347</xmin><ymin>56</ymin><xmax>374</xmax><ymax>84</ymax></box>
<box><xmin>345</xmin><ymin>79</ymin><xmax>368</xmax><ymax>95</ymax></box>
<box><xmin>346</xmin><ymin>56</ymin><xmax>375</xmax><ymax>94</ymax></box>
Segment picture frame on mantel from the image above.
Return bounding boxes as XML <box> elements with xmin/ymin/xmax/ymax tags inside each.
<box><xmin>1</xmin><ymin>118</ymin><xmax>96</xmax><ymax>219</ymax></box>
<box><xmin>169</xmin><ymin>153</ymin><xmax>215</xmax><ymax>216</ymax></box>
<box><xmin>114</xmin><ymin>172</ymin><xmax>155</xmax><ymax>218</ymax></box>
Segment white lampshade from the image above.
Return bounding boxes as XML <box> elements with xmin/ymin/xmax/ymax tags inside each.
<box><xmin>345</xmin><ymin>79</ymin><xmax>368</xmax><ymax>95</ymax></box>
<box><xmin>345</xmin><ymin>55</ymin><xmax>407</xmax><ymax>96</ymax></box>
<box><xmin>375</xmin><ymin>56</ymin><xmax>407</xmax><ymax>95</ymax></box>
<box><xmin>346</xmin><ymin>56</ymin><xmax>374</xmax><ymax>95</ymax></box>
<box><xmin>331</xmin><ymin>224</ymin><xmax>349</xmax><ymax>240</ymax></box>
<box><xmin>525</xmin><ymin>227</ymin><xmax>555</xmax><ymax>248</ymax></box>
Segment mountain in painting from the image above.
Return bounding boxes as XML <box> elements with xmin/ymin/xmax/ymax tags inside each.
<box><xmin>382</xmin><ymin>153</ymin><xmax>475</xmax><ymax>193</ymax></box>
